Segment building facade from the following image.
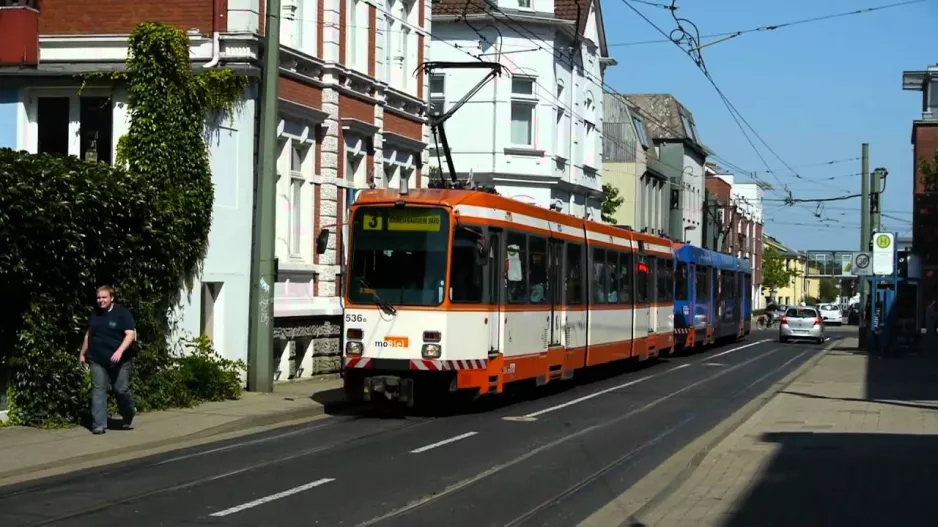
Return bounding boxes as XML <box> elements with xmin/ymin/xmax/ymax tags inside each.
<box><xmin>602</xmin><ymin>92</ymin><xmax>668</xmax><ymax>232</ymax></box>
<box><xmin>902</xmin><ymin>64</ymin><xmax>938</xmax><ymax>328</ymax></box>
<box><xmin>703</xmin><ymin>165</ymin><xmax>766</xmax><ymax>308</ymax></box>
<box><xmin>762</xmin><ymin>235</ymin><xmax>813</xmax><ymax>306</ymax></box>
<box><xmin>0</xmin><ymin>0</ymin><xmax>430</xmax><ymax>382</ymax></box>
<box><xmin>626</xmin><ymin>94</ymin><xmax>706</xmax><ymax>245</ymax></box>
<box><xmin>429</xmin><ymin>0</ymin><xmax>613</xmax><ymax>219</ymax></box>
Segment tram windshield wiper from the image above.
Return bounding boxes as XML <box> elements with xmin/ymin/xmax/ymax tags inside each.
<box><xmin>358</xmin><ymin>278</ymin><xmax>398</xmax><ymax>316</ymax></box>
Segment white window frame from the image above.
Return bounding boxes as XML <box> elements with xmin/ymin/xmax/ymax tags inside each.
<box><xmin>276</xmin><ymin>126</ymin><xmax>317</xmax><ymax>267</ymax></box>
<box><xmin>24</xmin><ymin>87</ymin><xmax>116</xmax><ymax>164</ymax></box>
<box><xmin>347</xmin><ymin>0</ymin><xmax>368</xmax><ymax>70</ymax></box>
<box><xmin>517</xmin><ymin>0</ymin><xmax>532</xmax><ymax>9</ymax></box>
<box><xmin>288</xmin><ymin>143</ymin><xmax>308</xmax><ymax>257</ymax></box>
<box><xmin>281</xmin><ymin>0</ymin><xmax>303</xmax><ymax>50</ymax></box>
<box><xmin>429</xmin><ymin>73</ymin><xmax>445</xmax><ymax>116</ymax></box>
<box><xmin>510</xmin><ymin>76</ymin><xmax>537</xmax><ymax>148</ymax></box>
<box><xmin>383</xmin><ymin>12</ymin><xmax>395</xmax><ymax>83</ymax></box>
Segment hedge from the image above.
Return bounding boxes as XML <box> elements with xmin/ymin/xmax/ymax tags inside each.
<box><xmin>0</xmin><ymin>22</ymin><xmax>247</xmax><ymax>427</ymax></box>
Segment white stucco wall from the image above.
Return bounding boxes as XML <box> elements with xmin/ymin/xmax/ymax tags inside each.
<box><xmin>682</xmin><ymin>151</ymin><xmax>704</xmax><ymax>246</ymax></box>
<box><xmin>428</xmin><ymin>20</ymin><xmax>604</xmax><ymax>219</ymax></box>
<box><xmin>173</xmin><ymin>92</ymin><xmax>257</xmax><ymax>365</ymax></box>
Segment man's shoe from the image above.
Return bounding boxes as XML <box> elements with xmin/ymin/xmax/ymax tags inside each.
<box><xmin>92</xmin><ymin>428</ymin><xmax>106</xmax><ymax>435</ymax></box>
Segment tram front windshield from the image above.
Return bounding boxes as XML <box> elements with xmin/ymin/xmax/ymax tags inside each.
<box><xmin>348</xmin><ymin>206</ymin><xmax>450</xmax><ymax>306</ymax></box>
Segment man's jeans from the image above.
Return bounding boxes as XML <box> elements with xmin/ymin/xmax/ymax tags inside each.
<box><xmin>90</xmin><ymin>360</ymin><xmax>135</xmax><ymax>430</ymax></box>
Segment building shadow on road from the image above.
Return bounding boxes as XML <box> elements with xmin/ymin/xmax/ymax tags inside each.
<box><xmin>720</xmin><ymin>344</ymin><xmax>938</xmax><ymax>527</ymax></box>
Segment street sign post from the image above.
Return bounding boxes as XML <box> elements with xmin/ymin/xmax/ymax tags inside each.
<box><xmin>851</xmin><ymin>251</ymin><xmax>873</xmax><ymax>276</ymax></box>
<box><xmin>872</xmin><ymin>232</ymin><xmax>895</xmax><ymax>276</ymax></box>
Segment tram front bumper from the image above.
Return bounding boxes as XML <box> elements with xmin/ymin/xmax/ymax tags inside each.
<box><xmin>365</xmin><ymin>375</ymin><xmax>415</xmax><ymax>407</ymax></box>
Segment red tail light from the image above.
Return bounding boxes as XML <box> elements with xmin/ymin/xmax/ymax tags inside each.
<box><xmin>815</xmin><ymin>317</ymin><xmax>822</xmax><ymax>326</ymax></box>
<box><xmin>346</xmin><ymin>328</ymin><xmax>363</xmax><ymax>339</ymax></box>
<box><xmin>423</xmin><ymin>331</ymin><xmax>442</xmax><ymax>342</ymax></box>
<box><xmin>780</xmin><ymin>316</ymin><xmax>788</xmax><ymax>325</ymax></box>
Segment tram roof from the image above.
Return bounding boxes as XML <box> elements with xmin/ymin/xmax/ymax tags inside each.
<box><xmin>353</xmin><ymin>188</ymin><xmax>676</xmax><ymax>248</ymax></box>
<box><xmin>674</xmin><ymin>244</ymin><xmax>752</xmax><ymax>273</ymax></box>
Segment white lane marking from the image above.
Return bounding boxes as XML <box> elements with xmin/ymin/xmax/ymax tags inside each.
<box><xmin>410</xmin><ymin>432</ymin><xmax>479</xmax><ymax>454</ymax></box>
<box><xmin>708</xmin><ymin>339</ymin><xmax>770</xmax><ymax>360</ymax></box>
<box><xmin>522</xmin><ymin>364</ymin><xmax>691</xmax><ymax>419</ymax></box>
<box><xmin>505</xmin><ymin>339</ymin><xmax>770</xmax><ymax>421</ymax></box>
<box><xmin>359</xmin><ymin>347</ymin><xmax>783</xmax><ymax>526</ymax></box>
<box><xmin>702</xmin><ymin>362</ymin><xmax>726</xmax><ymax>367</ymax></box>
<box><xmin>209</xmin><ymin>478</ymin><xmax>335</xmax><ymax>517</ymax></box>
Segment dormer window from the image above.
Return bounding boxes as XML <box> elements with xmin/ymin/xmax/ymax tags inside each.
<box><xmin>517</xmin><ymin>0</ymin><xmax>532</xmax><ymax>8</ymax></box>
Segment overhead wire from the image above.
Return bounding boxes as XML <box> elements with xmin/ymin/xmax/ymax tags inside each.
<box><xmin>608</xmin><ymin>0</ymin><xmax>928</xmax><ymax>48</ymax></box>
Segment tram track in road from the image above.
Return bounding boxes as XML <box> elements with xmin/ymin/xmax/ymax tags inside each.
<box><xmin>357</xmin><ymin>344</ymin><xmax>787</xmax><ymax>527</ymax></box>
<box><xmin>0</xmin><ymin>413</ymin><xmax>439</xmax><ymax>527</ymax></box>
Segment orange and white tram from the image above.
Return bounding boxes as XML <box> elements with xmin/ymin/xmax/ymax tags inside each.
<box><xmin>337</xmin><ymin>188</ymin><xmax>676</xmax><ymax>405</ymax></box>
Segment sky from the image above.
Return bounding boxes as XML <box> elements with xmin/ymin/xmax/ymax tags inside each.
<box><xmin>600</xmin><ymin>0</ymin><xmax>937</xmax><ymax>251</ymax></box>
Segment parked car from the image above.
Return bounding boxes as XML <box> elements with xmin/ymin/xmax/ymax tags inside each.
<box><xmin>779</xmin><ymin>306</ymin><xmax>825</xmax><ymax>344</ymax></box>
<box><xmin>818</xmin><ymin>304</ymin><xmax>843</xmax><ymax>326</ymax></box>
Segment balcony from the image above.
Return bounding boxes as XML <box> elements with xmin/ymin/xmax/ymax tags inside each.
<box><xmin>0</xmin><ymin>1</ymin><xmax>38</xmax><ymax>67</ymax></box>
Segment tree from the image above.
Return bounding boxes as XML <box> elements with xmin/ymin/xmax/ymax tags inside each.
<box><xmin>761</xmin><ymin>246</ymin><xmax>798</xmax><ymax>296</ymax></box>
<box><xmin>601</xmin><ymin>183</ymin><xmax>624</xmax><ymax>224</ymax></box>
<box><xmin>818</xmin><ymin>278</ymin><xmax>839</xmax><ymax>303</ymax></box>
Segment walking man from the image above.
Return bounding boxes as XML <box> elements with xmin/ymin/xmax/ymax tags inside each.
<box><xmin>79</xmin><ymin>285</ymin><xmax>137</xmax><ymax>435</ymax></box>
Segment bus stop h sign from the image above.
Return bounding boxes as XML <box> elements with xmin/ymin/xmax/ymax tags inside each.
<box><xmin>872</xmin><ymin>232</ymin><xmax>895</xmax><ymax>276</ymax></box>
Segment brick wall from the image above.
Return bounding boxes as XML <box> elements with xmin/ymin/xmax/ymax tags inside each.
<box><xmin>39</xmin><ymin>0</ymin><xmax>219</xmax><ymax>35</ymax></box>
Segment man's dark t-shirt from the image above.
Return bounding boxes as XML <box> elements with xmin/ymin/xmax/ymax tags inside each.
<box><xmin>88</xmin><ymin>304</ymin><xmax>136</xmax><ymax>365</ymax></box>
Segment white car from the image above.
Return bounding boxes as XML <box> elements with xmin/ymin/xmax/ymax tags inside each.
<box><xmin>818</xmin><ymin>304</ymin><xmax>843</xmax><ymax>326</ymax></box>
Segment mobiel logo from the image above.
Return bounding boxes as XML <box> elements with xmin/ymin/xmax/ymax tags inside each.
<box><xmin>375</xmin><ymin>336</ymin><xmax>409</xmax><ymax>348</ymax></box>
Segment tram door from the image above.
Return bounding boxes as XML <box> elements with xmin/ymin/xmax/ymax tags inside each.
<box><xmin>487</xmin><ymin>231</ymin><xmax>502</xmax><ymax>355</ymax></box>
<box><xmin>548</xmin><ymin>239</ymin><xmax>564</xmax><ymax>347</ymax></box>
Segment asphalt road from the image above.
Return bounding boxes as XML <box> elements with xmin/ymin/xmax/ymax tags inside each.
<box><xmin>0</xmin><ymin>328</ymin><xmax>844</xmax><ymax>527</ymax></box>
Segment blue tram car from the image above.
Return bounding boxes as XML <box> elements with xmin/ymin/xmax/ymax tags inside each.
<box><xmin>672</xmin><ymin>244</ymin><xmax>753</xmax><ymax>352</ymax></box>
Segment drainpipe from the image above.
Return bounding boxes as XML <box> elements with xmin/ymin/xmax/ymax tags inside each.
<box><xmin>203</xmin><ymin>0</ymin><xmax>221</xmax><ymax>68</ymax></box>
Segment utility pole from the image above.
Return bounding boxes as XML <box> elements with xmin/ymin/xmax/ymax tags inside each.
<box><xmin>247</xmin><ymin>0</ymin><xmax>281</xmax><ymax>393</ymax></box>
<box><xmin>859</xmin><ymin>143</ymin><xmax>870</xmax><ymax>318</ymax></box>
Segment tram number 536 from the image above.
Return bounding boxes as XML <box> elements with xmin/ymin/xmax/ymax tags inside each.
<box><xmin>345</xmin><ymin>313</ymin><xmax>365</xmax><ymax>323</ymax></box>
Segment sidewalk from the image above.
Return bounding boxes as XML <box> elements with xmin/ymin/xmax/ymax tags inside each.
<box><xmin>585</xmin><ymin>337</ymin><xmax>938</xmax><ymax>527</ymax></box>
<box><xmin>0</xmin><ymin>376</ymin><xmax>346</xmax><ymax>487</ymax></box>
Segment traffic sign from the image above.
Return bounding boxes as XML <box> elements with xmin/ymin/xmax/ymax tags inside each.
<box><xmin>850</xmin><ymin>251</ymin><xmax>872</xmax><ymax>276</ymax></box>
<box><xmin>872</xmin><ymin>232</ymin><xmax>895</xmax><ymax>275</ymax></box>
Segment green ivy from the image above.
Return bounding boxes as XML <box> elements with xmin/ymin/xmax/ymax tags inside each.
<box><xmin>0</xmin><ymin>22</ymin><xmax>247</xmax><ymax>427</ymax></box>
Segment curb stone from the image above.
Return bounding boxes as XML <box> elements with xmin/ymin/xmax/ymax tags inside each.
<box><xmin>580</xmin><ymin>337</ymin><xmax>840</xmax><ymax>527</ymax></box>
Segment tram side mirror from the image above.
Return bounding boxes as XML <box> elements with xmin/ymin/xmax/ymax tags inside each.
<box><xmin>316</xmin><ymin>229</ymin><xmax>330</xmax><ymax>255</ymax></box>
<box><xmin>476</xmin><ymin>239</ymin><xmax>488</xmax><ymax>265</ymax></box>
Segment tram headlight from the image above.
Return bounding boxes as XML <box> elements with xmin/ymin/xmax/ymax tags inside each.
<box><xmin>346</xmin><ymin>341</ymin><xmax>364</xmax><ymax>356</ymax></box>
<box><xmin>421</xmin><ymin>343</ymin><xmax>442</xmax><ymax>358</ymax></box>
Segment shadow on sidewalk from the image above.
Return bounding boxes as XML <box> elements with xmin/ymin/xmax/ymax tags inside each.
<box><xmin>722</xmin><ymin>432</ymin><xmax>938</xmax><ymax>527</ymax></box>
<box><xmin>722</xmin><ymin>342</ymin><xmax>938</xmax><ymax>526</ymax></box>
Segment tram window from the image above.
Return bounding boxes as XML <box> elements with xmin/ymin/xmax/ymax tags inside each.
<box><xmin>618</xmin><ymin>251</ymin><xmax>633</xmax><ymax>304</ymax></box>
<box><xmin>635</xmin><ymin>256</ymin><xmax>649</xmax><ymax>304</ymax></box>
<box><xmin>565</xmin><ymin>243</ymin><xmax>583</xmax><ymax>305</ymax></box>
<box><xmin>592</xmin><ymin>248</ymin><xmax>607</xmax><ymax>304</ymax></box>
<box><xmin>506</xmin><ymin>232</ymin><xmax>527</xmax><ymax>304</ymax></box>
<box><xmin>607</xmin><ymin>252</ymin><xmax>620</xmax><ymax>303</ymax></box>
<box><xmin>449</xmin><ymin>227</ymin><xmax>484</xmax><ymax>303</ymax></box>
<box><xmin>722</xmin><ymin>271</ymin><xmax>736</xmax><ymax>299</ymax></box>
<box><xmin>696</xmin><ymin>266</ymin><xmax>708</xmax><ymax>301</ymax></box>
<box><xmin>743</xmin><ymin>274</ymin><xmax>751</xmax><ymax>304</ymax></box>
<box><xmin>528</xmin><ymin>236</ymin><xmax>548</xmax><ymax>304</ymax></box>
<box><xmin>675</xmin><ymin>263</ymin><xmax>688</xmax><ymax>301</ymax></box>
<box><xmin>656</xmin><ymin>257</ymin><xmax>671</xmax><ymax>301</ymax></box>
